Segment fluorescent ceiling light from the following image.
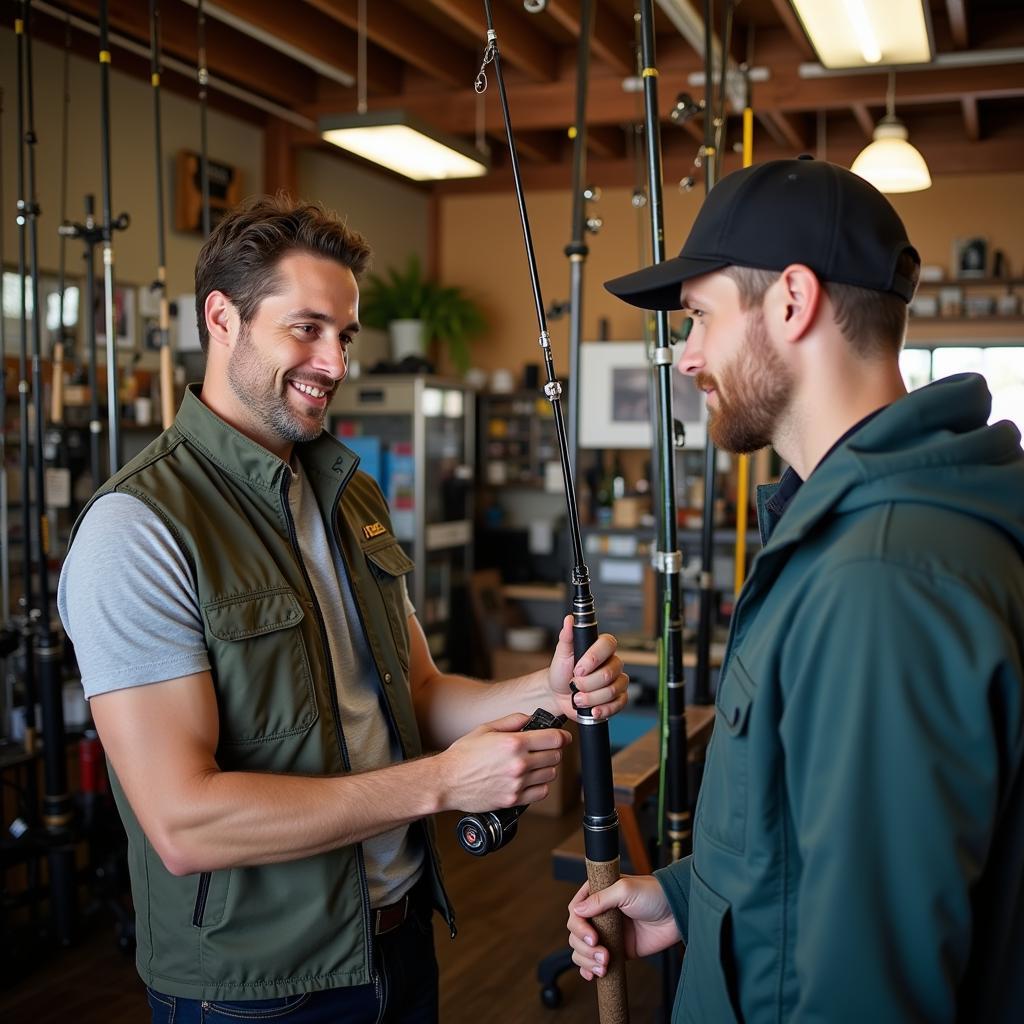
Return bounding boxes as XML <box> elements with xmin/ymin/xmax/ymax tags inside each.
<box><xmin>851</xmin><ymin>117</ymin><xmax>932</xmax><ymax>192</ymax></box>
<box><xmin>790</xmin><ymin>0</ymin><xmax>932</xmax><ymax>69</ymax></box>
<box><xmin>319</xmin><ymin>112</ymin><xmax>488</xmax><ymax>182</ymax></box>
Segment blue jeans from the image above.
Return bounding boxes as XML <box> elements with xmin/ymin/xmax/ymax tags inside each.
<box><xmin>146</xmin><ymin>897</ymin><xmax>438</xmax><ymax>1023</ymax></box>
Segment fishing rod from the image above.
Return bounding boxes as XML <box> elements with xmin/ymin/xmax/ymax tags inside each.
<box><xmin>51</xmin><ymin>9</ymin><xmax>71</xmax><ymax>433</ymax></box>
<box><xmin>21</xmin><ymin>0</ymin><xmax>76</xmax><ymax>945</ymax></box>
<box><xmin>98</xmin><ymin>0</ymin><xmax>123</xmax><ymax>474</ymax></box>
<box><xmin>563</xmin><ymin>0</ymin><xmax>595</xmax><ymax>473</ymax></box>
<box><xmin>13</xmin><ymin>8</ymin><xmax>39</xmax><ymax>790</ymax></box>
<box><xmin>150</xmin><ymin>0</ymin><xmax>175</xmax><ymax>428</ymax></box>
<box><xmin>475</xmin><ymin>5</ymin><xmax>628</xmax><ymax>1021</ymax></box>
<box><xmin>197</xmin><ymin>0</ymin><xmax>211</xmax><ymax>237</ymax></box>
<box><xmin>59</xmin><ymin>198</ymin><xmax>108</xmax><ymax>491</ymax></box>
<box><xmin>693</xmin><ymin>0</ymin><xmax>733</xmax><ymax>705</ymax></box>
<box><xmin>637</xmin><ymin>0</ymin><xmax>692</xmax><ymax>866</ymax></box>
<box><xmin>1</xmin><ymin>87</ymin><xmax>9</xmax><ymax>632</ymax></box>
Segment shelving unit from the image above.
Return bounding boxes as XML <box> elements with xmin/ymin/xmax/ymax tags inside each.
<box><xmin>478</xmin><ymin>391</ymin><xmax>559</xmax><ymax>488</ymax></box>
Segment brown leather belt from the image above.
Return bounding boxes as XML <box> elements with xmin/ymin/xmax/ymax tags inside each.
<box><xmin>372</xmin><ymin>894</ymin><xmax>410</xmax><ymax>936</ymax></box>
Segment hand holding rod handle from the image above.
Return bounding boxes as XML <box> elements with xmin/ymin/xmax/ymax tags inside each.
<box><xmin>476</xmin><ymin>3</ymin><xmax>628</xmax><ymax>1019</ymax></box>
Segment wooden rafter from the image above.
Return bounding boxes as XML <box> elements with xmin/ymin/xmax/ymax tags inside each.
<box><xmin>422</xmin><ymin>0</ymin><xmax>558</xmax><ymax>82</ymax></box>
<box><xmin>61</xmin><ymin>0</ymin><xmax>320</xmax><ymax>106</ymax></box>
<box><xmin>947</xmin><ymin>0</ymin><xmax>970</xmax><ymax>49</ymax></box>
<box><xmin>303</xmin><ymin>0</ymin><xmax>475</xmax><ymax>89</ymax></box>
<box><xmin>185</xmin><ymin>0</ymin><xmax>401</xmax><ymax>95</ymax></box>
<box><xmin>962</xmin><ymin>95</ymin><xmax>980</xmax><ymax>140</ymax></box>
<box><xmin>766</xmin><ymin>0</ymin><xmax>816</xmax><ymax>60</ymax></box>
<box><xmin>851</xmin><ymin>103</ymin><xmax>876</xmax><ymax>139</ymax></box>
<box><xmin>544</xmin><ymin>0</ymin><xmax>633</xmax><ymax>76</ymax></box>
<box><xmin>763</xmin><ymin>111</ymin><xmax>811</xmax><ymax>152</ymax></box>
<box><xmin>586</xmin><ymin>124</ymin><xmax>626</xmax><ymax>159</ymax></box>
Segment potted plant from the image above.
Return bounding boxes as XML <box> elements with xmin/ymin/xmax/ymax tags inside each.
<box><xmin>359</xmin><ymin>255</ymin><xmax>486</xmax><ymax>373</ymax></box>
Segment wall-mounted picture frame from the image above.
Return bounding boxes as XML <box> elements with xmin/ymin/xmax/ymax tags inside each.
<box><xmin>954</xmin><ymin>236</ymin><xmax>988</xmax><ymax>279</ymax></box>
<box><xmin>578</xmin><ymin>340</ymin><xmax>706</xmax><ymax>450</ymax></box>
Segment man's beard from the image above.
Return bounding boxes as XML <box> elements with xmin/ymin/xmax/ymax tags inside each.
<box><xmin>696</xmin><ymin>310</ymin><xmax>793</xmax><ymax>454</ymax></box>
<box><xmin>227</xmin><ymin>323</ymin><xmax>332</xmax><ymax>445</ymax></box>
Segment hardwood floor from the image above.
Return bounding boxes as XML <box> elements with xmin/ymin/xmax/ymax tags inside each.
<box><xmin>0</xmin><ymin>807</ymin><xmax>666</xmax><ymax>1023</ymax></box>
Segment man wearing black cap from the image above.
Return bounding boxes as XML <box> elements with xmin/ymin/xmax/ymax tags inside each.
<box><xmin>566</xmin><ymin>158</ymin><xmax>1024</xmax><ymax>1022</ymax></box>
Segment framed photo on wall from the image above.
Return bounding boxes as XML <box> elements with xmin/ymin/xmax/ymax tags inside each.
<box><xmin>95</xmin><ymin>284</ymin><xmax>137</xmax><ymax>351</ymax></box>
<box><xmin>954</xmin><ymin>237</ymin><xmax>989</xmax><ymax>279</ymax></box>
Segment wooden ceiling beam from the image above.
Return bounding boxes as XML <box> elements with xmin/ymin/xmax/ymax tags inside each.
<box><xmin>762</xmin><ymin>111</ymin><xmax>812</xmax><ymax>153</ymax></box>
<box><xmin>190</xmin><ymin>0</ymin><xmax>401</xmax><ymax>94</ymax></box>
<box><xmin>61</xmin><ymin>0</ymin><xmax>320</xmax><ymax>106</ymax></box>
<box><xmin>311</xmin><ymin>61</ymin><xmax>1024</xmax><ymax>135</ymax></box>
<box><xmin>544</xmin><ymin>0</ymin><xmax>634</xmax><ymax>76</ymax></box>
<box><xmin>946</xmin><ymin>0</ymin><xmax>970</xmax><ymax>49</ymax></box>
<box><xmin>962</xmin><ymin>95</ymin><xmax>981</xmax><ymax>141</ymax></box>
<box><xmin>509</xmin><ymin>130</ymin><xmax>565</xmax><ymax>164</ymax></box>
<box><xmin>302</xmin><ymin>0</ymin><xmax>474</xmax><ymax>89</ymax></box>
<box><xmin>586</xmin><ymin>124</ymin><xmax>626</xmax><ymax>160</ymax></box>
<box><xmin>422</xmin><ymin>0</ymin><xmax>558</xmax><ymax>82</ymax></box>
<box><xmin>766</xmin><ymin>0</ymin><xmax>816</xmax><ymax>60</ymax></box>
<box><xmin>851</xmin><ymin>103</ymin><xmax>876</xmax><ymax>139</ymax></box>
<box><xmin>434</xmin><ymin>132</ymin><xmax>1024</xmax><ymax>194</ymax></box>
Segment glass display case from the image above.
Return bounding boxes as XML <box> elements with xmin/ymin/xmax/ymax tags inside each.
<box><xmin>329</xmin><ymin>376</ymin><xmax>475</xmax><ymax>671</ymax></box>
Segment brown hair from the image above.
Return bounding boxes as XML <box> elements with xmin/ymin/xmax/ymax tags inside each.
<box><xmin>193</xmin><ymin>195</ymin><xmax>373</xmax><ymax>352</ymax></box>
<box><xmin>723</xmin><ymin>249</ymin><xmax>920</xmax><ymax>357</ymax></box>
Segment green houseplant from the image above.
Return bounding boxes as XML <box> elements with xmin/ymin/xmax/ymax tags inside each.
<box><xmin>359</xmin><ymin>255</ymin><xmax>486</xmax><ymax>373</ymax></box>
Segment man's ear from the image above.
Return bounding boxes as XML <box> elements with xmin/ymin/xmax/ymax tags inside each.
<box><xmin>204</xmin><ymin>291</ymin><xmax>236</xmax><ymax>350</ymax></box>
<box><xmin>771</xmin><ymin>264</ymin><xmax>823</xmax><ymax>343</ymax></box>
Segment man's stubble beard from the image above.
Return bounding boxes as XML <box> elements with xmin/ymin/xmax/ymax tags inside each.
<box><xmin>227</xmin><ymin>322</ymin><xmax>327</xmax><ymax>445</ymax></box>
<box><xmin>697</xmin><ymin>309</ymin><xmax>794</xmax><ymax>455</ymax></box>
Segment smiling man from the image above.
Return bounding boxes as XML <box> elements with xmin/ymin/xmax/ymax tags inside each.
<box><xmin>58</xmin><ymin>196</ymin><xmax>629</xmax><ymax>1023</ymax></box>
<box><xmin>566</xmin><ymin>158</ymin><xmax>1024</xmax><ymax>1022</ymax></box>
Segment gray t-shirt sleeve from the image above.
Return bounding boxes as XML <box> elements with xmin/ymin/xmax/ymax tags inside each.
<box><xmin>57</xmin><ymin>493</ymin><xmax>211</xmax><ymax>699</ymax></box>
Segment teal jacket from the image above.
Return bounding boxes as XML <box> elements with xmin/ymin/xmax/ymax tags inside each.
<box><xmin>656</xmin><ymin>374</ymin><xmax>1024</xmax><ymax>1022</ymax></box>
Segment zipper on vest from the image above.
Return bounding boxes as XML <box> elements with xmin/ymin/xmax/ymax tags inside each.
<box><xmin>281</xmin><ymin>474</ymin><xmax>376</xmax><ymax>983</ymax></box>
<box><xmin>192</xmin><ymin>871</ymin><xmax>211</xmax><ymax>927</ymax></box>
<box><xmin>331</xmin><ymin>505</ymin><xmax>457</xmax><ymax>941</ymax></box>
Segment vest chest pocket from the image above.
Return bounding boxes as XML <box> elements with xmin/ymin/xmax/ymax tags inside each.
<box><xmin>697</xmin><ymin>656</ymin><xmax>756</xmax><ymax>854</ymax></box>
<box><xmin>203</xmin><ymin>588</ymin><xmax>318</xmax><ymax>746</ymax></box>
<box><xmin>364</xmin><ymin>537</ymin><xmax>414</xmax><ymax>677</ymax></box>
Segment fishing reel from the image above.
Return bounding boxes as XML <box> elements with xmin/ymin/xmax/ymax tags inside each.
<box><xmin>456</xmin><ymin>708</ymin><xmax>567</xmax><ymax>857</ymax></box>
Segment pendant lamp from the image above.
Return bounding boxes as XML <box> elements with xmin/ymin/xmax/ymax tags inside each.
<box><xmin>851</xmin><ymin>72</ymin><xmax>931</xmax><ymax>193</ymax></box>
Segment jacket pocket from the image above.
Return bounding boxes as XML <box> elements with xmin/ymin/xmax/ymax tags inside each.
<box><xmin>203</xmin><ymin>587</ymin><xmax>318</xmax><ymax>745</ymax></box>
<box><xmin>364</xmin><ymin>537</ymin><xmax>414</xmax><ymax>677</ymax></box>
<box><xmin>697</xmin><ymin>657</ymin><xmax>755</xmax><ymax>854</ymax></box>
<box><xmin>679</xmin><ymin>866</ymin><xmax>741</xmax><ymax>1024</ymax></box>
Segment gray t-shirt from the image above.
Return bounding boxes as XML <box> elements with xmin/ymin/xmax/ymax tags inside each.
<box><xmin>58</xmin><ymin>465</ymin><xmax>423</xmax><ymax>907</ymax></box>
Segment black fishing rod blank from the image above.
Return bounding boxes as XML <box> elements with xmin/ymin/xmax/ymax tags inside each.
<box><xmin>476</xmin><ymin>5</ymin><xmax>628</xmax><ymax>1020</ymax></box>
<box><xmin>21</xmin><ymin>0</ymin><xmax>76</xmax><ymax>946</ymax></box>
<box><xmin>637</xmin><ymin>0</ymin><xmax>692</xmax><ymax>866</ymax></box>
<box><xmin>98</xmin><ymin>0</ymin><xmax>122</xmax><ymax>474</ymax></box>
<box><xmin>59</xmin><ymin>197</ymin><xmax>106</xmax><ymax>490</ymax></box>
<box><xmin>1</xmin><ymin>86</ymin><xmax>10</xmax><ymax>629</ymax></box>
<box><xmin>693</xmin><ymin>0</ymin><xmax>720</xmax><ymax>705</ymax></box>
<box><xmin>13</xmin><ymin>6</ymin><xmax>39</xmax><ymax>783</ymax></box>
<box><xmin>150</xmin><ymin>0</ymin><xmax>175</xmax><ymax>427</ymax></box>
<box><xmin>197</xmin><ymin>0</ymin><xmax>211</xmax><ymax>238</ymax></box>
<box><xmin>564</xmin><ymin>0</ymin><xmax>594</xmax><ymax>473</ymax></box>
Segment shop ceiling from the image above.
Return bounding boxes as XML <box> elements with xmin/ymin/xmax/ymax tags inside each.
<box><xmin>28</xmin><ymin>0</ymin><xmax>1024</xmax><ymax>192</ymax></box>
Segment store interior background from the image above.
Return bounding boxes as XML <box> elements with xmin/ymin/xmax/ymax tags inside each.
<box><xmin>1</xmin><ymin>6</ymin><xmax>1023</xmax><ymax>1019</ymax></box>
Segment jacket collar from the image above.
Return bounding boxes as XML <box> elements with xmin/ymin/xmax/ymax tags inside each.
<box><xmin>174</xmin><ymin>384</ymin><xmax>359</xmax><ymax>505</ymax></box>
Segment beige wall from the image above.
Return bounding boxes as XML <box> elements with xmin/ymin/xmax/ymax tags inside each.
<box><xmin>440</xmin><ymin>173</ymin><xmax>1024</xmax><ymax>375</ymax></box>
<box><xmin>0</xmin><ymin>29</ymin><xmax>263</xmax><ymax>299</ymax></box>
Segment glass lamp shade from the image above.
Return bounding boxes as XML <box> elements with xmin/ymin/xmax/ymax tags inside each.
<box><xmin>851</xmin><ymin>116</ymin><xmax>932</xmax><ymax>194</ymax></box>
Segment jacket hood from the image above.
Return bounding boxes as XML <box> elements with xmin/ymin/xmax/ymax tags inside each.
<box><xmin>766</xmin><ymin>373</ymin><xmax>1024</xmax><ymax>555</ymax></box>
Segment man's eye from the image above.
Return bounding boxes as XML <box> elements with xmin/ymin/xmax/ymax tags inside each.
<box><xmin>297</xmin><ymin>324</ymin><xmax>317</xmax><ymax>336</ymax></box>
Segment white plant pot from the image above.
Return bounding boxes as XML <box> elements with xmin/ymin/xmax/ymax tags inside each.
<box><xmin>389</xmin><ymin>319</ymin><xmax>426</xmax><ymax>362</ymax></box>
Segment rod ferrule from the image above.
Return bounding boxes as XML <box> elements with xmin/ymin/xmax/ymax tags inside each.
<box><xmin>653</xmin><ymin>346</ymin><xmax>673</xmax><ymax>365</ymax></box>
<box><xmin>652</xmin><ymin>549</ymin><xmax>682</xmax><ymax>574</ymax></box>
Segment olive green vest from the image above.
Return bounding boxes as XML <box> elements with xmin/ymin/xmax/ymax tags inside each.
<box><xmin>71</xmin><ymin>385</ymin><xmax>453</xmax><ymax>1000</ymax></box>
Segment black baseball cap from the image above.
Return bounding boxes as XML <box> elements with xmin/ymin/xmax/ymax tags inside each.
<box><xmin>605</xmin><ymin>157</ymin><xmax>919</xmax><ymax>311</ymax></box>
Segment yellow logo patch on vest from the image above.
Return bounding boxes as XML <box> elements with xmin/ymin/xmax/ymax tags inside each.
<box><xmin>362</xmin><ymin>521</ymin><xmax>387</xmax><ymax>540</ymax></box>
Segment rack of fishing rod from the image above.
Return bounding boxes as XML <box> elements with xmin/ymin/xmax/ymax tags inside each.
<box><xmin>0</xmin><ymin>0</ymin><xmax>210</xmax><ymax>950</ymax></box>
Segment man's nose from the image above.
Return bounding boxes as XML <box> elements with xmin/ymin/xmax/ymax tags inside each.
<box><xmin>311</xmin><ymin>339</ymin><xmax>348</xmax><ymax>381</ymax></box>
<box><xmin>676</xmin><ymin>336</ymin><xmax>703</xmax><ymax>377</ymax></box>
